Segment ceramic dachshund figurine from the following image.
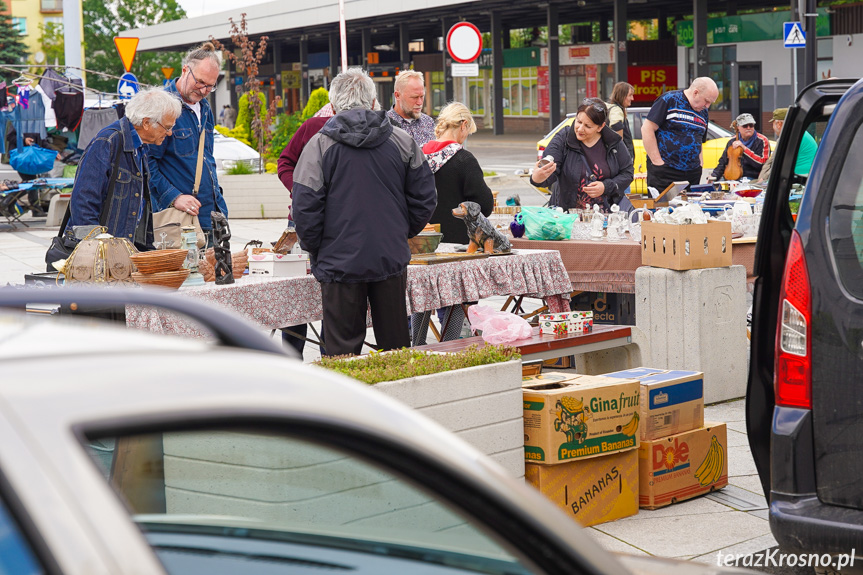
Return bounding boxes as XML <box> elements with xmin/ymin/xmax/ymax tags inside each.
<box><xmin>452</xmin><ymin>201</ymin><xmax>511</xmax><ymax>254</ymax></box>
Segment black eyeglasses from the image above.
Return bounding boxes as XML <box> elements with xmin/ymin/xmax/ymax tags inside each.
<box><xmin>740</xmin><ymin>124</ymin><xmax>756</xmax><ymax>129</ymax></box>
<box><xmin>155</xmin><ymin>120</ymin><xmax>174</xmax><ymax>133</ymax></box>
<box><xmin>188</xmin><ymin>66</ymin><xmax>217</xmax><ymax>91</ymax></box>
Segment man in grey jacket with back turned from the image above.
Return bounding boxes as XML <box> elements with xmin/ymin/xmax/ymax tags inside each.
<box><xmin>292</xmin><ymin>68</ymin><xmax>437</xmax><ymax>357</ymax></box>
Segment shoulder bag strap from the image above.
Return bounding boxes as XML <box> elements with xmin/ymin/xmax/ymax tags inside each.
<box><xmin>192</xmin><ymin>128</ymin><xmax>206</xmax><ymax>196</ymax></box>
<box><xmin>97</xmin><ymin>134</ymin><xmax>125</xmax><ymax>226</ymax></box>
<box><xmin>56</xmin><ymin>131</ymin><xmax>123</xmax><ymax>238</ymax></box>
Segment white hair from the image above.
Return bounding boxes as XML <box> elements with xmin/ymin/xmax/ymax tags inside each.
<box><xmin>394</xmin><ymin>69</ymin><xmax>424</xmax><ymax>93</ymax></box>
<box><xmin>329</xmin><ymin>68</ymin><xmax>376</xmax><ymax>113</ymax></box>
<box><xmin>125</xmin><ymin>89</ymin><xmax>182</xmax><ymax>126</ymax></box>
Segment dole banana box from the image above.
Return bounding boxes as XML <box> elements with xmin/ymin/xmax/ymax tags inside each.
<box><xmin>602</xmin><ymin>367</ymin><xmax>704</xmax><ymax>441</ymax></box>
<box><xmin>523</xmin><ymin>373</ymin><xmax>640</xmax><ymax>464</ymax></box>
<box><xmin>526</xmin><ymin>449</ymin><xmax>638</xmax><ymax>527</ymax></box>
<box><xmin>638</xmin><ymin>422</ymin><xmax>728</xmax><ymax>509</ymax></box>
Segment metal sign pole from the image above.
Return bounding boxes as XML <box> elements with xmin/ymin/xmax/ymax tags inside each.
<box><xmin>338</xmin><ymin>0</ymin><xmax>348</xmax><ymax>72</ymax></box>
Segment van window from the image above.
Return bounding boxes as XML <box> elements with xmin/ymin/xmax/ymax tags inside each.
<box><xmin>828</xmin><ymin>120</ymin><xmax>863</xmax><ymax>298</ymax></box>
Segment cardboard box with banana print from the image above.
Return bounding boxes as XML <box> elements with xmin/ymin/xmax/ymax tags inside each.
<box><xmin>638</xmin><ymin>422</ymin><xmax>728</xmax><ymax>509</ymax></box>
<box><xmin>523</xmin><ymin>373</ymin><xmax>640</xmax><ymax>464</ymax></box>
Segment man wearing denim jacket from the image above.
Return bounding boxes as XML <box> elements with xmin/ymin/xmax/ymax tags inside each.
<box><xmin>147</xmin><ymin>42</ymin><xmax>227</xmax><ymax>244</ymax></box>
<box><xmin>66</xmin><ymin>89</ymin><xmax>181</xmax><ymax>250</ymax></box>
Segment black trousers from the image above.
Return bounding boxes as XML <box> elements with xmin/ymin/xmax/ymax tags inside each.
<box><xmin>646</xmin><ymin>161</ymin><xmax>703</xmax><ymax>194</ymax></box>
<box><xmin>320</xmin><ymin>271</ymin><xmax>410</xmax><ymax>357</ymax></box>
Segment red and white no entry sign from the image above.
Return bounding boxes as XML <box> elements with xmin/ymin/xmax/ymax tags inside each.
<box><xmin>446</xmin><ymin>22</ymin><xmax>483</xmax><ymax>63</ymax></box>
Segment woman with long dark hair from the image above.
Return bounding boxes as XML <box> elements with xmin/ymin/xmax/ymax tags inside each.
<box><xmin>530</xmin><ymin>98</ymin><xmax>633</xmax><ymax>211</ymax></box>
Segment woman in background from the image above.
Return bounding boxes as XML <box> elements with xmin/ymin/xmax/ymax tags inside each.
<box><xmin>530</xmin><ymin>98</ymin><xmax>633</xmax><ymax>211</ymax></box>
<box><xmin>422</xmin><ymin>102</ymin><xmax>493</xmax><ymax>244</ymax></box>
<box><xmin>411</xmin><ymin>102</ymin><xmax>494</xmax><ymax>345</ymax></box>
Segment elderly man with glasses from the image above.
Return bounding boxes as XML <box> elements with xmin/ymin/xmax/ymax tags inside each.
<box><xmin>708</xmin><ymin>112</ymin><xmax>771</xmax><ymax>182</ymax></box>
<box><xmin>147</xmin><ymin>41</ymin><xmax>228</xmax><ymax>246</ymax></box>
<box><xmin>60</xmin><ymin>89</ymin><xmax>181</xmax><ymax>256</ymax></box>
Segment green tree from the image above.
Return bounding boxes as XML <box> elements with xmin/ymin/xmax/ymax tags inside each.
<box><xmin>301</xmin><ymin>87</ymin><xmax>328</xmax><ymax>120</ymax></box>
<box><xmin>38</xmin><ymin>22</ymin><xmax>65</xmax><ymax>65</ymax></box>
<box><xmin>0</xmin><ymin>0</ymin><xmax>29</xmax><ymax>84</ymax></box>
<box><xmin>82</xmin><ymin>0</ymin><xmax>186</xmax><ymax>93</ymax></box>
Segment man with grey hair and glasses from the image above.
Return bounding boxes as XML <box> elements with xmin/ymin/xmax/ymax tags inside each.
<box><xmin>148</xmin><ymin>41</ymin><xmax>227</xmax><ymax>246</ymax></box>
<box><xmin>292</xmin><ymin>68</ymin><xmax>437</xmax><ymax>356</ymax></box>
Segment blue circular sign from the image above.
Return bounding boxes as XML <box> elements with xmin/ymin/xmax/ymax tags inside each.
<box><xmin>117</xmin><ymin>72</ymin><xmax>140</xmax><ymax>100</ymax></box>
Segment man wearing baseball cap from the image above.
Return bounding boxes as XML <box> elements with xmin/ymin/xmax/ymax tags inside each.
<box><xmin>709</xmin><ymin>112</ymin><xmax>770</xmax><ymax>181</ymax></box>
<box><xmin>756</xmin><ymin>108</ymin><xmax>818</xmax><ymax>182</ymax></box>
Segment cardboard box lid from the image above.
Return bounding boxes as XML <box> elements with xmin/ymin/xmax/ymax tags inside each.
<box><xmin>523</xmin><ymin>373</ymin><xmax>639</xmax><ymax>394</ymax></box>
<box><xmin>603</xmin><ymin>367</ymin><xmax>703</xmax><ymax>386</ymax></box>
<box><xmin>248</xmin><ymin>253</ymin><xmax>308</xmax><ymax>262</ymax></box>
<box><xmin>521</xmin><ymin>371</ymin><xmax>581</xmax><ymax>386</ymax></box>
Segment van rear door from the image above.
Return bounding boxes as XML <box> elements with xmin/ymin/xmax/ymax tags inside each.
<box><xmin>746</xmin><ymin>79</ymin><xmax>857</xmax><ymax>501</ymax></box>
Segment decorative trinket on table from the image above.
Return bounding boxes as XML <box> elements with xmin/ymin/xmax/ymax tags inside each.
<box><xmin>62</xmin><ymin>228</ymin><xmax>137</xmax><ymax>285</ymax></box>
<box><xmin>510</xmin><ymin>213</ymin><xmax>525</xmax><ymax>238</ymax></box>
<box><xmin>539</xmin><ymin>311</ymin><xmax>593</xmax><ymax>335</ymax></box>
<box><xmin>589</xmin><ymin>204</ymin><xmax>605</xmax><ymax>241</ymax></box>
<box><xmin>452</xmin><ymin>201</ymin><xmax>511</xmax><ymax>254</ymax></box>
<box><xmin>211</xmin><ymin>212</ymin><xmax>234</xmax><ymax>285</ymax></box>
<box><xmin>180</xmin><ymin>225</ymin><xmax>205</xmax><ymax>287</ymax></box>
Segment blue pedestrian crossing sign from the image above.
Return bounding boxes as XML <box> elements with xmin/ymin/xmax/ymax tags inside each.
<box><xmin>784</xmin><ymin>22</ymin><xmax>806</xmax><ymax>48</ymax></box>
<box><xmin>117</xmin><ymin>72</ymin><xmax>140</xmax><ymax>99</ymax></box>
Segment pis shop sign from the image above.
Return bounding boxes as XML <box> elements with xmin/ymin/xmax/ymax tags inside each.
<box><xmin>628</xmin><ymin>66</ymin><xmax>677</xmax><ymax>101</ymax></box>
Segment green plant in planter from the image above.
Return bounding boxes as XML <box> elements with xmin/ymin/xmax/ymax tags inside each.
<box><xmin>317</xmin><ymin>344</ymin><xmax>519</xmax><ymax>385</ymax></box>
<box><xmin>226</xmin><ymin>162</ymin><xmax>255</xmax><ymax>175</ymax></box>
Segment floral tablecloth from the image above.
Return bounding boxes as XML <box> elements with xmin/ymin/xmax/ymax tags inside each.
<box><xmin>126</xmin><ymin>247</ymin><xmax>572</xmax><ymax>337</ymax></box>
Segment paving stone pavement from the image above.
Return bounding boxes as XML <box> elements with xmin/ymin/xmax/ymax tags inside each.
<box><xmin>0</xmin><ymin>215</ymin><xmax>781</xmax><ymax>570</ymax></box>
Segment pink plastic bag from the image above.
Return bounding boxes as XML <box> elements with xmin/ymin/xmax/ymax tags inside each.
<box><xmin>467</xmin><ymin>305</ymin><xmax>533</xmax><ymax>344</ymax></box>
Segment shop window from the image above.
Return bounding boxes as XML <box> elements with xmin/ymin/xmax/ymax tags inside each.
<box><xmin>503</xmin><ymin>67</ymin><xmax>538</xmax><ymax>117</ymax></box>
<box><xmin>430</xmin><ymin>71</ymin><xmax>445</xmax><ymax>115</ymax></box>
<box><xmin>469</xmin><ymin>77</ymin><xmax>485</xmax><ymax>115</ymax></box>
<box><xmin>706</xmin><ymin>46</ymin><xmax>736</xmax><ymax>111</ymax></box>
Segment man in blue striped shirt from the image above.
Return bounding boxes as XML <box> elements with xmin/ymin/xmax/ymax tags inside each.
<box><xmin>642</xmin><ymin>77</ymin><xmax>719</xmax><ymax>193</ymax></box>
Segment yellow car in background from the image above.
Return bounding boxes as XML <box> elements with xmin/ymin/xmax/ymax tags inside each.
<box><xmin>536</xmin><ymin>107</ymin><xmax>750</xmax><ymax>188</ymax></box>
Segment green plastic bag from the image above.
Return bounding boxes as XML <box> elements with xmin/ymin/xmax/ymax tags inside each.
<box><xmin>521</xmin><ymin>206</ymin><xmax>577</xmax><ymax>240</ymax></box>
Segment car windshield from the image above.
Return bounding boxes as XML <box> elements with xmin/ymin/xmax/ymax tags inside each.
<box><xmin>85</xmin><ymin>429</ymin><xmax>537</xmax><ymax>575</ymax></box>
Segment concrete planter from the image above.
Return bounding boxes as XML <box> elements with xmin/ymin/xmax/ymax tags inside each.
<box><xmin>219</xmin><ymin>173</ymin><xmax>288</xmax><ymax>219</ymax></box>
<box><xmin>159</xmin><ymin>359</ymin><xmax>524</xmax><ymax>525</ymax></box>
<box><xmin>373</xmin><ymin>359</ymin><xmax>525</xmax><ymax>479</ymax></box>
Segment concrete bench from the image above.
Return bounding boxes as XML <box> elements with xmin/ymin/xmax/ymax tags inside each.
<box><xmin>413</xmin><ymin>324</ymin><xmax>647</xmax><ymax>374</ymax></box>
<box><xmin>46</xmin><ymin>193</ymin><xmax>71</xmax><ymax>227</ymax></box>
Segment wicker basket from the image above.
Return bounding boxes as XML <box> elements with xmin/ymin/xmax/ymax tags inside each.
<box><xmin>129</xmin><ymin>249</ymin><xmax>188</xmax><ymax>274</ymax></box>
<box><xmin>132</xmin><ymin>269</ymin><xmax>191</xmax><ymax>290</ymax></box>
<box><xmin>493</xmin><ymin>206</ymin><xmax>521</xmax><ymax>215</ymax></box>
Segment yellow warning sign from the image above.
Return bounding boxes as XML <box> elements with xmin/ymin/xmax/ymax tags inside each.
<box><xmin>161</xmin><ymin>67</ymin><xmax>175</xmax><ymax>80</ymax></box>
<box><xmin>113</xmin><ymin>37</ymin><xmax>139</xmax><ymax>73</ymax></box>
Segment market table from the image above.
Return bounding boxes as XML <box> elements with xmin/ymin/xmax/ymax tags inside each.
<box><xmin>509</xmin><ymin>237</ymin><xmax>757</xmax><ymax>294</ymax></box>
<box><xmin>126</xmin><ymin>247</ymin><xmax>573</xmax><ymax>337</ymax></box>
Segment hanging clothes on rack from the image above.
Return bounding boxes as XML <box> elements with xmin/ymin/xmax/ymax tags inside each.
<box><xmin>0</xmin><ymin>81</ymin><xmax>11</xmax><ymax>155</ymax></box>
<box><xmin>34</xmin><ymin>85</ymin><xmax>56</xmax><ymax>129</ymax></box>
<box><xmin>77</xmin><ymin>107</ymin><xmax>118</xmax><ymax>150</ymax></box>
<box><xmin>13</xmin><ymin>87</ymin><xmax>47</xmax><ymax>150</ymax></box>
<box><xmin>15</xmin><ymin>85</ymin><xmax>30</xmax><ymax>110</ymax></box>
<box><xmin>38</xmin><ymin>69</ymin><xmax>68</xmax><ymax>100</ymax></box>
<box><xmin>53</xmin><ymin>88</ymin><xmax>84</xmax><ymax>131</ymax></box>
